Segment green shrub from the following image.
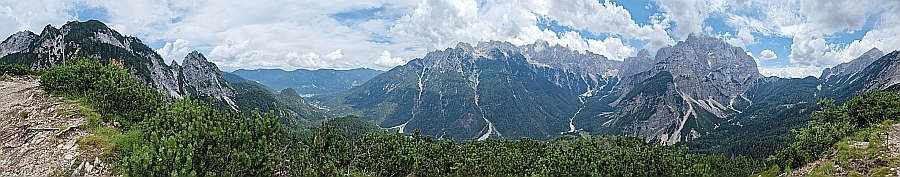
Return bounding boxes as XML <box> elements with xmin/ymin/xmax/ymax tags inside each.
<box><xmin>0</xmin><ymin>63</ymin><xmax>38</xmax><ymax>75</ymax></box>
<box><xmin>18</xmin><ymin>110</ymin><xmax>28</xmax><ymax>118</ymax></box>
<box><xmin>768</xmin><ymin>91</ymin><xmax>900</xmax><ymax>170</ymax></box>
<box><xmin>120</xmin><ymin>99</ymin><xmax>280</xmax><ymax>176</ymax></box>
<box><xmin>40</xmin><ymin>58</ymin><xmax>164</xmax><ymax>128</ymax></box>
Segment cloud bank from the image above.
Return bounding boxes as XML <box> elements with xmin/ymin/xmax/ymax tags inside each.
<box><xmin>1</xmin><ymin>0</ymin><xmax>899</xmax><ymax>78</ymax></box>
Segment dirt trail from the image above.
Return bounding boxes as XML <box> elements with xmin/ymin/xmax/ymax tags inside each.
<box><xmin>0</xmin><ymin>75</ymin><xmax>110</xmax><ymax>176</ymax></box>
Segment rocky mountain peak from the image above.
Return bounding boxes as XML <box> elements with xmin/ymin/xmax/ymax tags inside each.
<box><xmin>39</xmin><ymin>24</ymin><xmax>60</xmax><ymax>36</ymax></box>
<box><xmin>636</xmin><ymin>49</ymin><xmax>652</xmax><ymax>58</ymax></box>
<box><xmin>821</xmin><ymin>47</ymin><xmax>884</xmax><ymax>80</ymax></box>
<box><xmin>866</xmin><ymin>47</ymin><xmax>884</xmax><ymax>56</ymax></box>
<box><xmin>474</xmin><ymin>40</ymin><xmax>518</xmax><ymax>53</ymax></box>
<box><xmin>455</xmin><ymin>42</ymin><xmax>474</xmax><ymax>52</ymax></box>
<box><xmin>0</xmin><ymin>31</ymin><xmax>38</xmax><ymax>58</ymax></box>
<box><xmin>0</xmin><ymin>20</ymin><xmax>237</xmax><ymax>110</ymax></box>
<box><xmin>665</xmin><ymin>33</ymin><xmax>760</xmax><ymax>112</ymax></box>
<box><xmin>863</xmin><ymin>51</ymin><xmax>900</xmax><ymax>91</ymax></box>
<box><xmin>183</xmin><ymin>51</ymin><xmax>208</xmax><ymax>64</ymax></box>
<box><xmin>609</xmin><ymin>34</ymin><xmax>763</xmax><ymax>144</ymax></box>
<box><xmin>619</xmin><ymin>49</ymin><xmax>655</xmax><ymax>79</ymax></box>
<box><xmin>174</xmin><ymin>51</ymin><xmax>236</xmax><ymax>108</ymax></box>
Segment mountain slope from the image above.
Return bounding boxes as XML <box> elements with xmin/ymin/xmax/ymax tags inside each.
<box><xmin>863</xmin><ymin>51</ymin><xmax>900</xmax><ymax>91</ymax></box>
<box><xmin>230</xmin><ymin>81</ymin><xmax>328</xmax><ymax>127</ymax></box>
<box><xmin>582</xmin><ymin>34</ymin><xmax>763</xmax><ymax>145</ymax></box>
<box><xmin>820</xmin><ymin>48</ymin><xmax>883</xmax><ymax>81</ymax></box>
<box><xmin>0</xmin><ymin>20</ymin><xmax>336</xmax><ymax>123</ymax></box>
<box><xmin>0</xmin><ymin>20</ymin><xmax>236</xmax><ymax>103</ymax></box>
<box><xmin>518</xmin><ymin>40</ymin><xmax>622</xmax><ymax>97</ymax></box>
<box><xmin>231</xmin><ymin>68</ymin><xmax>383</xmax><ymax>95</ymax></box>
<box><xmin>171</xmin><ymin>51</ymin><xmax>236</xmax><ymax>107</ymax></box>
<box><xmin>311</xmin><ymin>42</ymin><xmax>580</xmax><ymax>140</ymax></box>
<box><xmin>0</xmin><ymin>20</ymin><xmax>183</xmax><ymax>96</ymax></box>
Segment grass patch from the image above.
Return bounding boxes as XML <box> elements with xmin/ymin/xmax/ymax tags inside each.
<box><xmin>809</xmin><ymin>161</ymin><xmax>838</xmax><ymax>176</ymax></box>
<box><xmin>811</xmin><ymin>120</ymin><xmax>900</xmax><ymax>176</ymax></box>
<box><xmin>18</xmin><ymin>110</ymin><xmax>28</xmax><ymax>118</ymax></box>
<box><xmin>53</xmin><ymin>95</ymin><xmax>132</xmax><ymax>175</ymax></box>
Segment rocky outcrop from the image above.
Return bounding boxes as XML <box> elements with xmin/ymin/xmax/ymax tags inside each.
<box><xmin>864</xmin><ymin>51</ymin><xmax>900</xmax><ymax>91</ymax></box>
<box><xmin>0</xmin><ymin>31</ymin><xmax>37</xmax><ymax>59</ymax></box>
<box><xmin>519</xmin><ymin>40</ymin><xmax>622</xmax><ymax>97</ymax></box>
<box><xmin>605</xmin><ymin>34</ymin><xmax>762</xmax><ymax>144</ymax></box>
<box><xmin>821</xmin><ymin>48</ymin><xmax>884</xmax><ymax>82</ymax></box>
<box><xmin>0</xmin><ymin>20</ymin><xmax>236</xmax><ymax>109</ymax></box>
<box><xmin>173</xmin><ymin>51</ymin><xmax>236</xmax><ymax>108</ymax></box>
<box><xmin>619</xmin><ymin>49</ymin><xmax>655</xmax><ymax>79</ymax></box>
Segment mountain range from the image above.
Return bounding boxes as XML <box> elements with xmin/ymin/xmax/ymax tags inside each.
<box><xmin>309</xmin><ymin>33</ymin><xmax>900</xmax><ymax>159</ymax></box>
<box><xmin>230</xmin><ymin>68</ymin><xmax>383</xmax><ymax>95</ymax></box>
<box><xmin>4</xmin><ymin>20</ymin><xmax>900</xmax><ymax>159</ymax></box>
<box><xmin>0</xmin><ymin>20</ymin><xmax>327</xmax><ymax>124</ymax></box>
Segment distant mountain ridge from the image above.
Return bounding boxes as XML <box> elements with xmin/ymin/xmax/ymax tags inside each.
<box><xmin>0</xmin><ymin>20</ymin><xmax>328</xmax><ymax>122</ymax></box>
<box><xmin>231</xmin><ymin>68</ymin><xmax>383</xmax><ymax>95</ymax></box>
<box><xmin>312</xmin><ymin>33</ymin><xmax>900</xmax><ymax>148</ymax></box>
<box><xmin>0</xmin><ymin>20</ymin><xmax>233</xmax><ymax>104</ymax></box>
<box><xmin>311</xmin><ymin>42</ymin><xmax>581</xmax><ymax>140</ymax></box>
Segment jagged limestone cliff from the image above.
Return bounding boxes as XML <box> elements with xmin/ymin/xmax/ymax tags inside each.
<box><xmin>0</xmin><ymin>20</ymin><xmax>235</xmax><ymax>108</ymax></box>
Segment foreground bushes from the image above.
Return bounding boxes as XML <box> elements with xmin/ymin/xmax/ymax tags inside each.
<box><xmin>768</xmin><ymin>91</ymin><xmax>900</xmax><ymax>170</ymax></box>
<box><xmin>0</xmin><ymin>63</ymin><xmax>38</xmax><ymax>75</ymax></box>
<box><xmin>40</xmin><ymin>58</ymin><xmax>281</xmax><ymax>176</ymax></box>
<box><xmin>41</xmin><ymin>58</ymin><xmax>163</xmax><ymax>128</ymax></box>
<box><xmin>285</xmin><ymin>127</ymin><xmax>762</xmax><ymax>176</ymax></box>
<box><xmin>120</xmin><ymin>100</ymin><xmax>280</xmax><ymax>176</ymax></box>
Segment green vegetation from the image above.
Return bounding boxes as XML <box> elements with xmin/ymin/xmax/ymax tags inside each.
<box><xmin>285</xmin><ymin>127</ymin><xmax>763</xmax><ymax>176</ymax></box>
<box><xmin>766</xmin><ymin>90</ymin><xmax>900</xmax><ymax>173</ymax></box>
<box><xmin>120</xmin><ymin>99</ymin><xmax>280</xmax><ymax>176</ymax></box>
<box><xmin>0</xmin><ymin>63</ymin><xmax>39</xmax><ymax>75</ymax></box>
<box><xmin>41</xmin><ymin>58</ymin><xmax>280</xmax><ymax>176</ymax></box>
<box><xmin>681</xmin><ymin>77</ymin><xmax>822</xmax><ymax>159</ymax></box>
<box><xmin>18</xmin><ymin>110</ymin><xmax>28</xmax><ymax>118</ymax></box>
<box><xmin>40</xmin><ymin>57</ymin><xmax>767</xmax><ymax>176</ymax></box>
<box><xmin>40</xmin><ymin>58</ymin><xmax>164</xmax><ymax>129</ymax></box>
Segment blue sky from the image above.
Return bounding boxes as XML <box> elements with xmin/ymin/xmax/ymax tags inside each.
<box><xmin>2</xmin><ymin>0</ymin><xmax>899</xmax><ymax>78</ymax></box>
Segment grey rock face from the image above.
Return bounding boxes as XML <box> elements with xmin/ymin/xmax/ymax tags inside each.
<box><xmin>608</xmin><ymin>34</ymin><xmax>762</xmax><ymax>144</ymax></box>
<box><xmin>864</xmin><ymin>51</ymin><xmax>900</xmax><ymax>91</ymax></box>
<box><xmin>519</xmin><ymin>40</ymin><xmax>622</xmax><ymax>97</ymax></box>
<box><xmin>821</xmin><ymin>48</ymin><xmax>884</xmax><ymax>81</ymax></box>
<box><xmin>0</xmin><ymin>20</ymin><xmax>235</xmax><ymax>108</ymax></box>
<box><xmin>612</xmin><ymin>49</ymin><xmax>656</xmax><ymax>102</ymax></box>
<box><xmin>619</xmin><ymin>49</ymin><xmax>655</xmax><ymax>78</ymax></box>
<box><xmin>174</xmin><ymin>51</ymin><xmax>236</xmax><ymax>108</ymax></box>
<box><xmin>0</xmin><ymin>31</ymin><xmax>37</xmax><ymax>58</ymax></box>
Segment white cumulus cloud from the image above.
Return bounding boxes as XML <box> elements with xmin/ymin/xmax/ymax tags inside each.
<box><xmin>155</xmin><ymin>39</ymin><xmax>192</xmax><ymax>63</ymax></box>
<box><xmin>759</xmin><ymin>49</ymin><xmax>777</xmax><ymax>60</ymax></box>
<box><xmin>209</xmin><ymin>40</ymin><xmax>251</xmax><ymax>63</ymax></box>
<box><xmin>390</xmin><ymin>0</ymin><xmax>672</xmax><ymax>62</ymax></box>
<box><xmin>374</xmin><ymin>50</ymin><xmax>405</xmax><ymax>68</ymax></box>
<box><xmin>325</xmin><ymin>49</ymin><xmax>344</xmax><ymax>60</ymax></box>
